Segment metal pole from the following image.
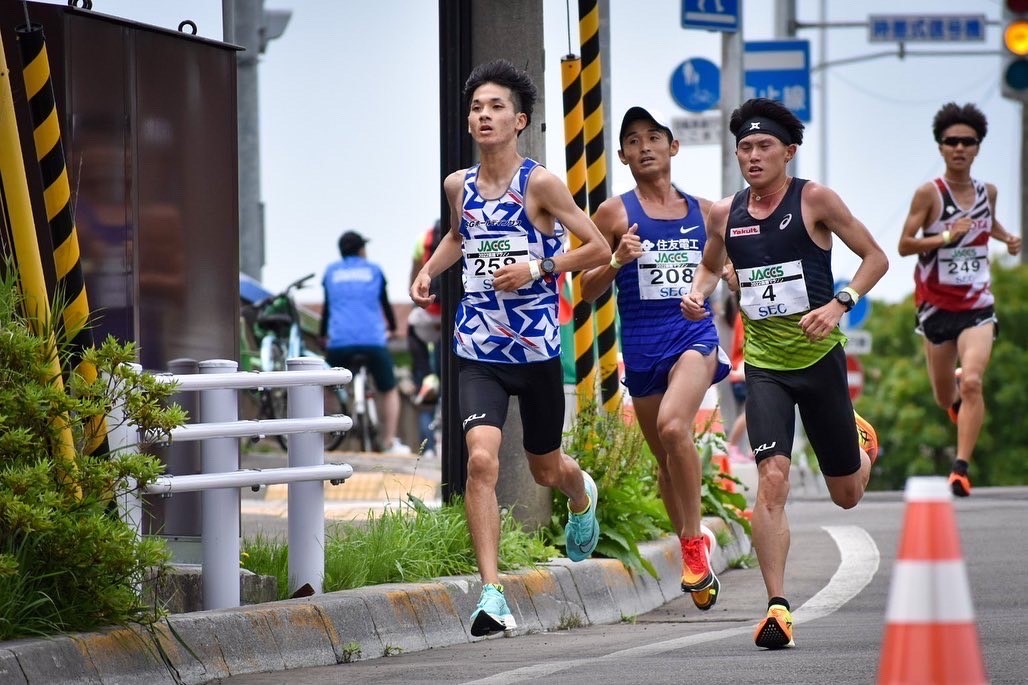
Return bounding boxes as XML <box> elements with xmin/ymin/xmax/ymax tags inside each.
<box><xmin>160</xmin><ymin>358</ymin><xmax>201</xmax><ymax>543</ymax></box>
<box><xmin>720</xmin><ymin>24</ymin><xmax>744</xmax><ymax>196</ymax></box>
<box><xmin>438</xmin><ymin>0</ymin><xmax>473</xmax><ymax>502</ymax></box>
<box><xmin>1021</xmin><ymin>104</ymin><xmax>1027</xmax><ymax>265</ymax></box>
<box><xmin>286</xmin><ymin>357</ymin><xmax>326</xmax><ymax>595</ymax></box>
<box><xmin>819</xmin><ymin>0</ymin><xmax>828</xmax><ymax>185</ymax></box>
<box><xmin>111</xmin><ymin>364</ymin><xmax>143</xmax><ymax>538</ymax></box>
<box><xmin>200</xmin><ymin>359</ymin><xmax>241</xmax><ymax>610</ymax></box>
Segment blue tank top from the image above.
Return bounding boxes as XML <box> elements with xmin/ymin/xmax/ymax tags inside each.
<box><xmin>323</xmin><ymin>256</ymin><xmax>387</xmax><ymax>347</ymax></box>
<box><xmin>454</xmin><ymin>159</ymin><xmax>564</xmax><ymax>364</ymax></box>
<box><xmin>615</xmin><ymin>187</ymin><xmax>719</xmax><ymax>370</ymax></box>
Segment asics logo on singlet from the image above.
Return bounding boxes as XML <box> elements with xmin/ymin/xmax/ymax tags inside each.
<box><xmin>679</xmin><ymin>225</ymin><xmax>700</xmax><ymax>235</ymax></box>
<box><xmin>753</xmin><ymin>441</ymin><xmax>777</xmax><ymax>456</ymax></box>
<box><xmin>778</xmin><ymin>214</ymin><xmax>793</xmax><ymax>230</ymax></box>
<box><xmin>748</xmin><ymin>122</ymin><xmax>761</xmax><ymax>131</ymax></box>
<box><xmin>463</xmin><ymin>412</ymin><xmax>486</xmax><ymax>429</ymax></box>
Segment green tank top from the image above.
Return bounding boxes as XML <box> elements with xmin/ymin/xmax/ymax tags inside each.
<box><xmin>743</xmin><ymin>312</ymin><xmax>846</xmax><ymax>370</ymax></box>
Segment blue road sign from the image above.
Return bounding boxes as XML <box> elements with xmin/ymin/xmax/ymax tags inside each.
<box><xmin>681</xmin><ymin>0</ymin><xmax>739</xmax><ymax>33</ymax></box>
<box><xmin>869</xmin><ymin>15</ymin><xmax>986</xmax><ymax>43</ymax></box>
<box><xmin>834</xmin><ymin>278</ymin><xmax>871</xmax><ymax>329</ymax></box>
<box><xmin>670</xmin><ymin>58</ymin><xmax>720</xmax><ymax>113</ymax></box>
<box><xmin>744</xmin><ymin>39</ymin><xmax>811</xmax><ymax>123</ymax></box>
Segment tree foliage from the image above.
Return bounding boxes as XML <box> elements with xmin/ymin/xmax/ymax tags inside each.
<box><xmin>0</xmin><ymin>272</ymin><xmax>183</xmax><ymax>639</ymax></box>
<box><xmin>857</xmin><ymin>263</ymin><xmax>1028</xmax><ymax>489</ymax></box>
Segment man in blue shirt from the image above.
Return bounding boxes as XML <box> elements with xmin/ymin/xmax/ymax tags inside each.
<box><xmin>322</xmin><ymin>230</ymin><xmax>410</xmax><ymax>454</ymax></box>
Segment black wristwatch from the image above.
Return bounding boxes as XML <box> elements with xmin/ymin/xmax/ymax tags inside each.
<box><xmin>540</xmin><ymin>257</ymin><xmax>557</xmax><ymax>276</ymax></box>
<box><xmin>834</xmin><ymin>290</ymin><xmax>855</xmax><ymax>312</ymax></box>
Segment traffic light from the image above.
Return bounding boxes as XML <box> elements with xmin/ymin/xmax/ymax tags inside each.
<box><xmin>1002</xmin><ymin>0</ymin><xmax>1028</xmax><ymax>100</ymax></box>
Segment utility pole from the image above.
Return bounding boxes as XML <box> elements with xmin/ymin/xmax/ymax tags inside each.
<box><xmin>229</xmin><ymin>0</ymin><xmax>291</xmax><ymax>282</ymax></box>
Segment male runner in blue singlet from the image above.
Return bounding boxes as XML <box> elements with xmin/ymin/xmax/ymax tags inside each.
<box><xmin>410</xmin><ymin>59</ymin><xmax>610</xmax><ymax>638</ymax></box>
<box><xmin>581</xmin><ymin>106</ymin><xmax>730</xmax><ymax>611</ymax></box>
<box><xmin>682</xmin><ymin>98</ymin><xmax>888</xmax><ymax>650</ymax></box>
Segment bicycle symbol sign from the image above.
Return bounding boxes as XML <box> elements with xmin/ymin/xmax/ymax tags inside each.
<box><xmin>670</xmin><ymin>57</ymin><xmax>720</xmax><ymax>113</ymax></box>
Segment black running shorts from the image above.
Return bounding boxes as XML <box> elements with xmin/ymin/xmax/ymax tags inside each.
<box><xmin>744</xmin><ymin>344</ymin><xmax>861</xmax><ymax>478</ymax></box>
<box><xmin>915</xmin><ymin>305</ymin><xmax>998</xmax><ymax>345</ymax></box>
<box><xmin>457</xmin><ymin>356</ymin><xmax>565</xmax><ymax>455</ymax></box>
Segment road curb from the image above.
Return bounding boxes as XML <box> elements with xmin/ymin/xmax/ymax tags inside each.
<box><xmin>2</xmin><ymin>518</ymin><xmax>749</xmax><ymax>684</ymax></box>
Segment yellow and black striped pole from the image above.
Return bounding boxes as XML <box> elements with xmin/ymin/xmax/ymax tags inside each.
<box><xmin>578</xmin><ymin>0</ymin><xmax>620</xmax><ymax>413</ymax></box>
<box><xmin>560</xmin><ymin>55</ymin><xmax>597</xmax><ymax>411</ymax></box>
<box><xmin>0</xmin><ymin>28</ymin><xmax>79</xmax><ymax>488</ymax></box>
<box><xmin>17</xmin><ymin>23</ymin><xmax>107</xmax><ymax>456</ymax></box>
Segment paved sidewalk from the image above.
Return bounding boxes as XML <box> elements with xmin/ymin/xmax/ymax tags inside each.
<box><xmin>0</xmin><ymin>444</ymin><xmax>752</xmax><ymax>684</ymax></box>
<box><xmin>0</xmin><ymin>520</ymin><xmax>749</xmax><ymax>685</ymax></box>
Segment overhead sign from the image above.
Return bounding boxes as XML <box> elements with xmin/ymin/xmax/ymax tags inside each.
<box><xmin>670</xmin><ymin>57</ymin><xmax>720</xmax><ymax>112</ymax></box>
<box><xmin>743</xmin><ymin>39</ymin><xmax>811</xmax><ymax>122</ymax></box>
<box><xmin>671</xmin><ymin>114</ymin><xmax>721</xmax><ymax>146</ymax></box>
<box><xmin>681</xmin><ymin>0</ymin><xmax>739</xmax><ymax>33</ymax></box>
<box><xmin>869</xmin><ymin>15</ymin><xmax>986</xmax><ymax>43</ymax></box>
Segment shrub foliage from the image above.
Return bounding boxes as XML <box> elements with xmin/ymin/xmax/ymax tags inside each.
<box><xmin>0</xmin><ymin>273</ymin><xmax>182</xmax><ymax>639</ymax></box>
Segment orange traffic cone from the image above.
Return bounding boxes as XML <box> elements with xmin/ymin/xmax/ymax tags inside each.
<box><xmin>877</xmin><ymin>476</ymin><xmax>987</xmax><ymax>684</ymax></box>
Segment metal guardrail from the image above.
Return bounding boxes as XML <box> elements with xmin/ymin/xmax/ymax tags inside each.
<box><xmin>117</xmin><ymin>358</ymin><xmax>356</xmax><ymax>611</ymax></box>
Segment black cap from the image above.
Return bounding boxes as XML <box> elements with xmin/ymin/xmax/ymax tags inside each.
<box><xmin>619</xmin><ymin>106</ymin><xmax>675</xmax><ymax>146</ymax></box>
<box><xmin>339</xmin><ymin>230</ymin><xmax>368</xmax><ymax>256</ymax></box>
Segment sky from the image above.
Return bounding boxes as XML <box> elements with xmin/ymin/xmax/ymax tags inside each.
<box><xmin>33</xmin><ymin>0</ymin><xmax>1023</xmax><ymax>306</ymax></box>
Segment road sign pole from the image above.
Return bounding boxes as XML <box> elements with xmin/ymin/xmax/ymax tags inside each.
<box><xmin>721</xmin><ymin>29</ymin><xmax>744</xmax><ymax>197</ymax></box>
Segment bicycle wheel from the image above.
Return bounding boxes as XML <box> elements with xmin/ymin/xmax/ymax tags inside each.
<box><xmin>268</xmin><ymin>388</ymin><xmax>288</xmax><ymax>450</ymax></box>
<box><xmin>322</xmin><ymin>385</ymin><xmax>348</xmax><ymax>452</ymax></box>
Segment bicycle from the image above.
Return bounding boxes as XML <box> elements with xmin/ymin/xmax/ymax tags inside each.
<box><xmin>246</xmin><ymin>273</ymin><xmax>348</xmax><ymax>451</ymax></box>
<box><xmin>332</xmin><ymin>353</ymin><xmax>380</xmax><ymax>453</ymax></box>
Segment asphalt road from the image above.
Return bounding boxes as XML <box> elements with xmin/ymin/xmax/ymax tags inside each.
<box><xmin>222</xmin><ymin>487</ymin><xmax>1028</xmax><ymax>685</ymax></box>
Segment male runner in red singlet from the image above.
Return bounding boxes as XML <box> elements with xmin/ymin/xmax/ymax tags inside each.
<box><xmin>898</xmin><ymin>102</ymin><xmax>1021</xmax><ymax>497</ymax></box>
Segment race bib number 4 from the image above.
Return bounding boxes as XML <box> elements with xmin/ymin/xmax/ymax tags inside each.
<box><xmin>938</xmin><ymin>245</ymin><xmax>989</xmax><ymax>287</ymax></box>
<box><xmin>739</xmin><ymin>259</ymin><xmax>810</xmax><ymax>320</ymax></box>
<box><xmin>464</xmin><ymin>236</ymin><xmax>530</xmax><ymax>292</ymax></box>
<box><xmin>636</xmin><ymin>249</ymin><xmax>700</xmax><ymax>299</ymax></box>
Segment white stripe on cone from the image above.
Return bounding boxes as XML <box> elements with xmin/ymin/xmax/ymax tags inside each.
<box><xmin>884</xmin><ymin>560</ymin><xmax>976</xmax><ymax>623</ymax></box>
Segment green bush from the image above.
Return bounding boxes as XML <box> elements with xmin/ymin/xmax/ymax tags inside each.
<box><xmin>859</xmin><ymin>262</ymin><xmax>1028</xmax><ymax>489</ymax></box>
<box><xmin>546</xmin><ymin>403</ymin><xmax>748</xmax><ymax>578</ymax></box>
<box><xmin>0</xmin><ymin>273</ymin><xmax>183</xmax><ymax>639</ymax></box>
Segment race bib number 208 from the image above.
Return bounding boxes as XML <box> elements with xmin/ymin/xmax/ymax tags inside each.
<box><xmin>738</xmin><ymin>259</ymin><xmax>810</xmax><ymax>320</ymax></box>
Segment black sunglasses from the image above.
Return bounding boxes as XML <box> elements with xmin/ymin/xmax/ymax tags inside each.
<box><xmin>941</xmin><ymin>136</ymin><xmax>979</xmax><ymax>147</ymax></box>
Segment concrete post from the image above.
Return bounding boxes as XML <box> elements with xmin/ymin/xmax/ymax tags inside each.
<box><xmin>286</xmin><ymin>357</ymin><xmax>326</xmax><ymax>595</ymax></box>
<box><xmin>199</xmin><ymin>359</ymin><xmax>241</xmax><ymax>610</ymax></box>
<box><xmin>470</xmin><ymin>0</ymin><xmax>552</xmax><ymax>529</ymax></box>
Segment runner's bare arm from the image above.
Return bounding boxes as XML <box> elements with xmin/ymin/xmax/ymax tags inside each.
<box><xmin>986</xmin><ymin>183</ymin><xmax>1022</xmax><ymax>256</ymax></box>
<box><xmin>681</xmin><ymin>196</ymin><xmax>729</xmax><ymax>320</ymax></box>
<box><xmin>897</xmin><ymin>183</ymin><xmax>945</xmax><ymax>257</ymax></box>
<box><xmin>411</xmin><ymin>171</ymin><xmax>466</xmax><ymax>307</ymax></box>
<box><xmin>581</xmin><ymin>197</ymin><xmax>632</xmax><ymax>303</ymax></box>
<box><xmin>531</xmin><ymin>168</ymin><xmax>611</xmax><ymax>273</ymax></box>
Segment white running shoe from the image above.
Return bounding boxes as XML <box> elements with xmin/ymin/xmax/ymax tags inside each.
<box><xmin>384</xmin><ymin>438</ymin><xmax>412</xmax><ymax>455</ymax></box>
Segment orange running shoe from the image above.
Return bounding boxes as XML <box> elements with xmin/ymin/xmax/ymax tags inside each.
<box><xmin>948</xmin><ymin>368</ymin><xmax>963</xmax><ymax>425</ymax></box>
<box><xmin>680</xmin><ymin>531</ymin><xmax>720</xmax><ymax>610</ymax></box>
<box><xmin>947</xmin><ymin>400</ymin><xmax>961</xmax><ymax>425</ymax></box>
<box><xmin>854</xmin><ymin>411</ymin><xmax>879</xmax><ymax>464</ymax></box>
<box><xmin>754</xmin><ymin>604</ymin><xmax>795</xmax><ymax>649</ymax></box>
<box><xmin>949</xmin><ymin>470</ymin><xmax>971</xmax><ymax>497</ymax></box>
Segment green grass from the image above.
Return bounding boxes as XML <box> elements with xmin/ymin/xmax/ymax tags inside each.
<box><xmin>242</xmin><ymin>494</ymin><xmax>558</xmax><ymax>599</ymax></box>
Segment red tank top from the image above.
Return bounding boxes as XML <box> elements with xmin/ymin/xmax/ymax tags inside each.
<box><xmin>913</xmin><ymin>178</ymin><xmax>993</xmax><ymax>312</ymax></box>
